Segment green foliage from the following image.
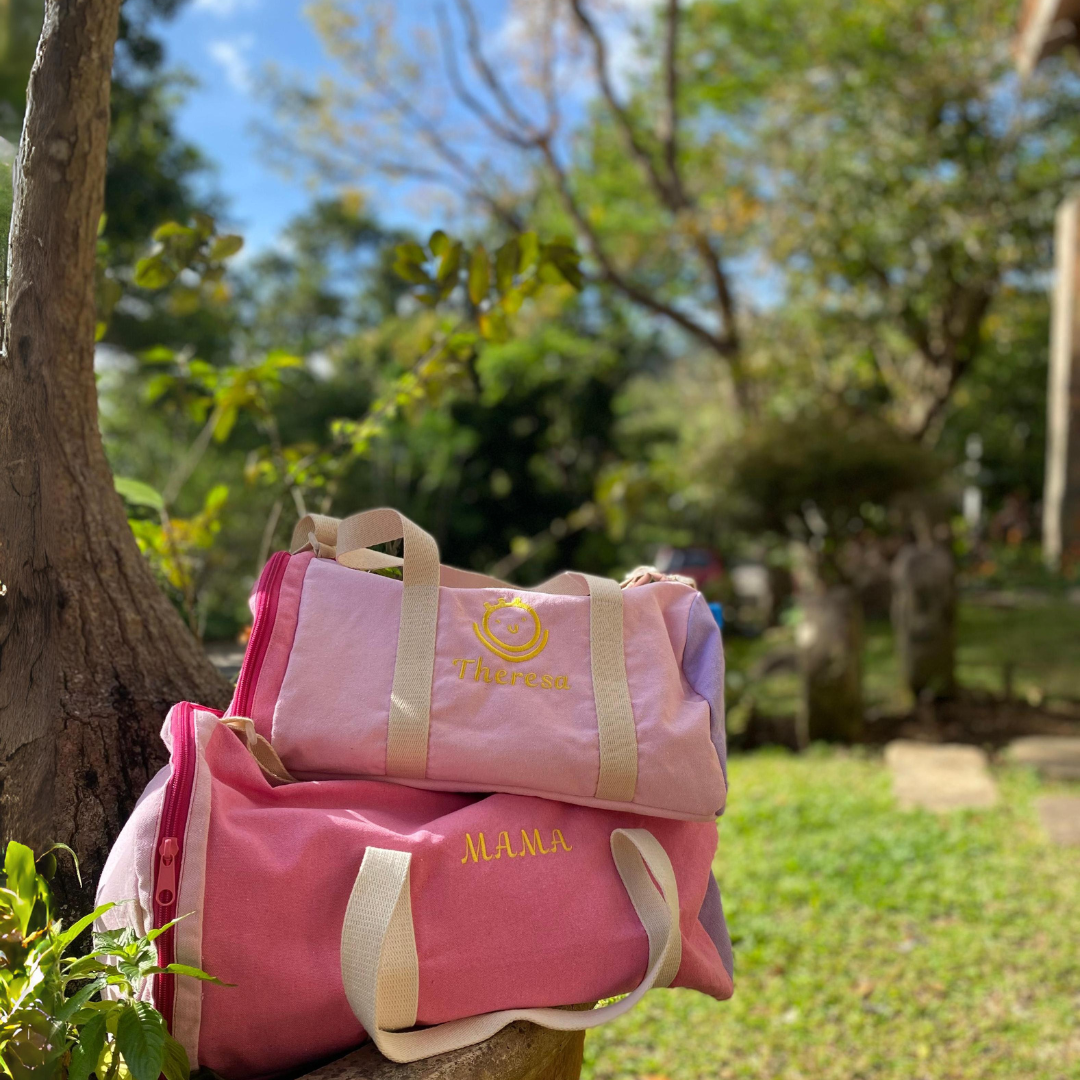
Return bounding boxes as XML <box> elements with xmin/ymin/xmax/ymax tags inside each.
<box><xmin>685</xmin><ymin>0</ymin><xmax>1080</xmax><ymax>436</ymax></box>
<box><xmin>334</xmin><ymin>229</ymin><xmax>582</xmax><ymax>457</ymax></box>
<box><xmin>0</xmin><ymin>841</ymin><xmax>218</xmax><ymax>1080</ymax></box>
<box><xmin>725</xmin><ymin>409</ymin><xmax>946</xmax><ymax>539</ymax></box>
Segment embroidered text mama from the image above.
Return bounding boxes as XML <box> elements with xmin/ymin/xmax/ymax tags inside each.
<box><xmin>462</xmin><ymin>829</ymin><xmax>573</xmax><ymax>863</ymax></box>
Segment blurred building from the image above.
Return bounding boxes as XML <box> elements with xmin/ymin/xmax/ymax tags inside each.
<box><xmin>1017</xmin><ymin>0</ymin><xmax>1080</xmax><ymax>74</ymax></box>
<box><xmin>1018</xmin><ymin>0</ymin><xmax>1080</xmax><ymax>569</ymax></box>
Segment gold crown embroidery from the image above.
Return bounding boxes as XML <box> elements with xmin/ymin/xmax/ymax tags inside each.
<box><xmin>473</xmin><ymin>597</ymin><xmax>549</xmax><ymax>663</ymax></box>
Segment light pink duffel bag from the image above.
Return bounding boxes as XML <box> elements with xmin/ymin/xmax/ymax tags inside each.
<box><xmin>97</xmin><ymin>702</ymin><xmax>734</xmax><ymax>1078</ymax></box>
<box><xmin>226</xmin><ymin>507</ymin><xmax>728</xmax><ymax>821</ymax></box>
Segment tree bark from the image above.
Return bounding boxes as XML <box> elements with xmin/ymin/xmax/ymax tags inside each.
<box><xmin>891</xmin><ymin>542</ymin><xmax>956</xmax><ymax>700</ymax></box>
<box><xmin>0</xmin><ymin>0</ymin><xmax>230</xmax><ymax>912</ymax></box>
<box><xmin>796</xmin><ymin>587</ymin><xmax>864</xmax><ymax>744</ymax></box>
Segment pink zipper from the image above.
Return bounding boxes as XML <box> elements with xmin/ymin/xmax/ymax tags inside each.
<box><xmin>231</xmin><ymin>550</ymin><xmax>290</xmax><ymax>719</ymax></box>
<box><xmin>152</xmin><ymin>701</ymin><xmax>198</xmax><ymax>1029</ymax></box>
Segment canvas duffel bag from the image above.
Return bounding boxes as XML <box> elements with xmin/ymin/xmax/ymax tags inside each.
<box><xmin>225</xmin><ymin>507</ymin><xmax>727</xmax><ymax>821</ymax></box>
<box><xmin>96</xmin><ymin>702</ymin><xmax>734</xmax><ymax>1078</ymax></box>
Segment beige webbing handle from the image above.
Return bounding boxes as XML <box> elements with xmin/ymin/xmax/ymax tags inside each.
<box><xmin>335</xmin><ymin>509</ymin><xmax>442</xmax><ymax>779</ymax></box>
<box><xmin>339</xmin><ymin>828</ymin><xmax>681</xmax><ymax>1064</ymax></box>
<box><xmin>533</xmin><ymin>572</ymin><xmax>638</xmax><ymax>803</ymax></box>
<box><xmin>290</xmin><ymin>513</ymin><xmax>341</xmax><ymax>559</ymax></box>
<box><xmin>222</xmin><ymin>717</ymin><xmax>297</xmax><ymax>784</ymax></box>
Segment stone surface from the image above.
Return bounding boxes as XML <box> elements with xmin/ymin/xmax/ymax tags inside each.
<box><xmin>1035</xmin><ymin>795</ymin><xmax>1080</xmax><ymax>847</ymax></box>
<box><xmin>885</xmin><ymin>741</ymin><xmax>999</xmax><ymax>811</ymax></box>
<box><xmin>1006</xmin><ymin>736</ymin><xmax>1080</xmax><ymax>781</ymax></box>
<box><xmin>297</xmin><ymin>1021</ymin><xmax>585</xmax><ymax>1080</ymax></box>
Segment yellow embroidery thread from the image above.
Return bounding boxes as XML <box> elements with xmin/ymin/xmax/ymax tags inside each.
<box><xmin>473</xmin><ymin>597</ymin><xmax>549</xmax><ymax>663</ymax></box>
<box><xmin>461</xmin><ymin>828</ymin><xmax>573</xmax><ymax>863</ymax></box>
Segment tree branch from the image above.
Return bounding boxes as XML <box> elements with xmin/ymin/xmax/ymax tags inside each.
<box><xmin>567</xmin><ymin>0</ymin><xmax>740</xmax><ymax>360</ymax></box>
<box><xmin>453</xmin><ymin>0</ymin><xmax>537</xmax><ymax>136</ymax></box>
<box><xmin>567</xmin><ymin>0</ymin><xmax>677</xmax><ymax>207</ymax></box>
<box><xmin>536</xmin><ymin>136</ymin><xmax>736</xmax><ymax>359</ymax></box>
<box><xmin>659</xmin><ymin>0</ymin><xmax>680</xmax><ymax>189</ymax></box>
<box><xmin>436</xmin><ymin>3</ymin><xmax>533</xmax><ymax>149</ymax></box>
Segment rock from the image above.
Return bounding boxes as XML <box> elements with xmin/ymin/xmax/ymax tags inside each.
<box><xmin>1005</xmin><ymin>736</ymin><xmax>1080</xmax><ymax>781</ymax></box>
<box><xmin>885</xmin><ymin>741</ymin><xmax>998</xmax><ymax>811</ymax></box>
<box><xmin>1035</xmin><ymin>796</ymin><xmax>1080</xmax><ymax>847</ymax></box>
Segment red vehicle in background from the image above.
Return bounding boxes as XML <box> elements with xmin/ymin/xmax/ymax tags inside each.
<box><xmin>653</xmin><ymin>546</ymin><xmax>725</xmax><ymax>592</ymax></box>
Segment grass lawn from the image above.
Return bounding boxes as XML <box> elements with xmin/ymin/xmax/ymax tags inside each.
<box><xmin>582</xmin><ymin>749</ymin><xmax>1080</xmax><ymax>1080</ymax></box>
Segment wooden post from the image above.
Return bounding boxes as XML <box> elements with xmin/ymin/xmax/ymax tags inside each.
<box><xmin>1042</xmin><ymin>193</ymin><xmax>1080</xmax><ymax>570</ymax></box>
<box><xmin>891</xmin><ymin>542</ymin><xmax>957</xmax><ymax>700</ymax></box>
<box><xmin>301</xmin><ymin>1021</ymin><xmax>586</xmax><ymax>1080</ymax></box>
<box><xmin>796</xmin><ymin>587</ymin><xmax>864</xmax><ymax>743</ymax></box>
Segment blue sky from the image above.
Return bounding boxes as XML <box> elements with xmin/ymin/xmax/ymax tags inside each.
<box><xmin>163</xmin><ymin>0</ymin><xmax>512</xmax><ymax>254</ymax></box>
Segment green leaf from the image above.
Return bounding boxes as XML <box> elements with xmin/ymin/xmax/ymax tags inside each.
<box><xmin>115</xmin><ymin>1001</ymin><xmax>165</xmax><ymax>1080</ymax></box>
<box><xmin>395</xmin><ymin>241</ymin><xmax>427</xmax><ymax>265</ymax></box>
<box><xmin>436</xmin><ymin>241</ymin><xmax>462</xmax><ymax>286</ymax></box>
<box><xmin>162</xmin><ymin>1034</ymin><xmax>191</xmax><ymax>1080</ymax></box>
<box><xmin>4</xmin><ymin>842</ymin><xmax>36</xmax><ymax>907</ymax></box>
<box><xmin>517</xmin><ymin>231</ymin><xmax>539</xmax><ymax>273</ymax></box>
<box><xmin>203</xmin><ymin>485</ymin><xmax>229</xmax><ymax>514</ymax></box>
<box><xmin>428</xmin><ymin>229</ymin><xmax>449</xmax><ymax>257</ymax></box>
<box><xmin>139</xmin><ymin>346</ymin><xmax>176</xmax><ymax>365</ymax></box>
<box><xmin>40</xmin><ymin>842</ymin><xmax>81</xmax><ymax>885</ymax></box>
<box><xmin>114</xmin><ymin>478</ymin><xmax>165</xmax><ymax>513</ymax></box>
<box><xmin>191</xmin><ymin>212</ymin><xmax>216</xmax><ymax>239</ymax></box>
<box><xmin>163</xmin><ymin>963</ymin><xmax>228</xmax><ymax>985</ymax></box>
<box><xmin>468</xmin><ymin>244</ymin><xmax>490</xmax><ymax>306</ymax></box>
<box><xmin>133</xmin><ymin>256</ymin><xmax>176</xmax><ymax>290</ymax></box>
<box><xmin>494</xmin><ymin>238</ymin><xmax>519</xmax><ymax>296</ymax></box>
<box><xmin>392</xmin><ymin>256</ymin><xmax>431</xmax><ymax>286</ymax></box>
<box><xmin>59</xmin><ymin>902</ymin><xmax>116</xmax><ymax>948</ymax></box>
<box><xmin>542</xmin><ymin>243</ymin><xmax>584</xmax><ymax>289</ymax></box>
<box><xmin>501</xmin><ymin>288</ymin><xmax>523</xmax><ymax>315</ymax></box>
<box><xmin>69</xmin><ymin>1013</ymin><xmax>107</xmax><ymax>1080</ymax></box>
<box><xmin>478</xmin><ymin>308</ymin><xmax>509</xmax><ymax>343</ymax></box>
<box><xmin>142</xmin><ymin>914</ymin><xmax>187</xmax><ymax>944</ymax></box>
<box><xmin>57</xmin><ymin>977</ymin><xmax>109</xmax><ymax>1024</ymax></box>
<box><xmin>212</xmin><ymin>405</ymin><xmax>238</xmax><ymax>444</ymax></box>
<box><xmin>209</xmin><ymin>234</ymin><xmax>243</xmax><ymax>261</ymax></box>
<box><xmin>152</xmin><ymin>221</ymin><xmax>195</xmax><ymax>242</ymax></box>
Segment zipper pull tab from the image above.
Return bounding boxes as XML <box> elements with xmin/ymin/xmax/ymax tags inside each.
<box><xmin>156</xmin><ymin>837</ymin><xmax>180</xmax><ymax>906</ymax></box>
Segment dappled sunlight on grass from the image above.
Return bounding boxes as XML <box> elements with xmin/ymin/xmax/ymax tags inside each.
<box><xmin>582</xmin><ymin>749</ymin><xmax>1080</xmax><ymax>1080</ymax></box>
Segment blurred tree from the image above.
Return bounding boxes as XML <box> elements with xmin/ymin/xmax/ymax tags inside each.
<box><xmin>269</xmin><ymin>0</ymin><xmax>754</xmax><ymax>410</ymax></box>
<box><xmin>0</xmin><ymin>0</ymin><xmax>40</xmax><ymax>143</ymax></box>
<box><xmin>683</xmin><ymin>0</ymin><xmax>1080</xmax><ymax>440</ymax></box>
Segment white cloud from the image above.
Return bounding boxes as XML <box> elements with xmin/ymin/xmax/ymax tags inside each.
<box><xmin>193</xmin><ymin>0</ymin><xmax>258</xmax><ymax>15</ymax></box>
<box><xmin>208</xmin><ymin>37</ymin><xmax>254</xmax><ymax>93</ymax></box>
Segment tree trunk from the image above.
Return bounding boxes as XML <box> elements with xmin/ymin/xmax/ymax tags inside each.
<box><xmin>891</xmin><ymin>542</ymin><xmax>956</xmax><ymax>700</ymax></box>
<box><xmin>796</xmin><ymin>587</ymin><xmax>864</xmax><ymax>744</ymax></box>
<box><xmin>0</xmin><ymin>0</ymin><xmax>230</xmax><ymax>913</ymax></box>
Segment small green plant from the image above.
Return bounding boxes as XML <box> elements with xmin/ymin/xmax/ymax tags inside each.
<box><xmin>0</xmin><ymin>841</ymin><xmax>220</xmax><ymax>1080</ymax></box>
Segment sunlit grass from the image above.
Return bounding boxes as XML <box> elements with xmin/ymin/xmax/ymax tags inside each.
<box><xmin>582</xmin><ymin>749</ymin><xmax>1080</xmax><ymax>1080</ymax></box>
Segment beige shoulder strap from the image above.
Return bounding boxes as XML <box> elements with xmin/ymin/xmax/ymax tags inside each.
<box><xmin>334</xmin><ymin>509</ymin><xmax>442</xmax><ymax>779</ymax></box>
<box><xmin>292</xmin><ymin>508</ymin><xmax>638</xmax><ymax>802</ymax></box>
<box><xmin>339</xmin><ymin>828</ymin><xmax>681</xmax><ymax>1064</ymax></box>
